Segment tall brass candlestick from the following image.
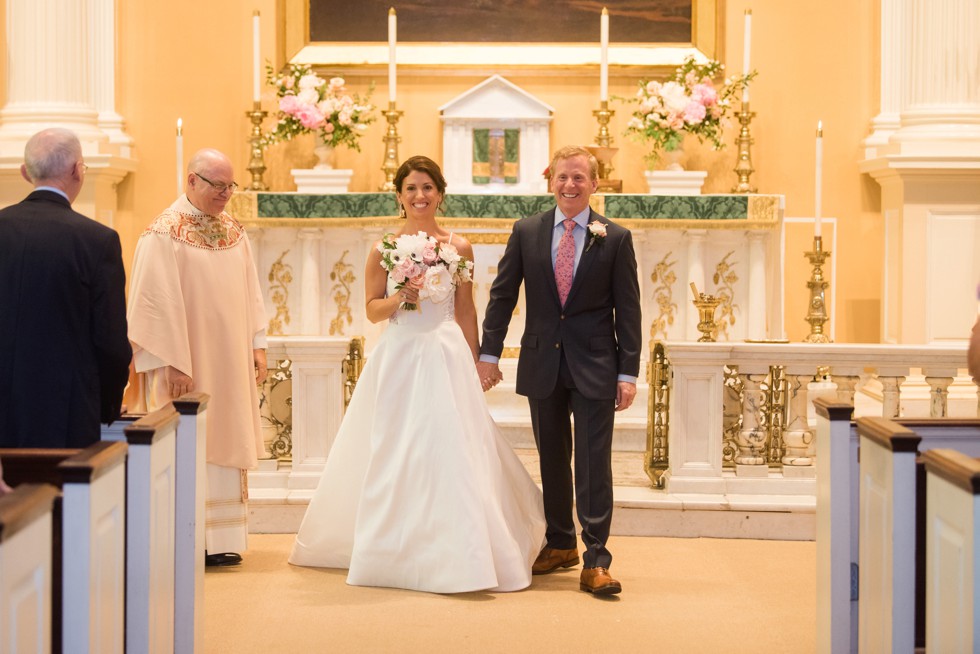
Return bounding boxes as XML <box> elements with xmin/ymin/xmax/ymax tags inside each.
<box><xmin>246</xmin><ymin>101</ymin><xmax>269</xmax><ymax>191</ymax></box>
<box><xmin>591</xmin><ymin>100</ymin><xmax>619</xmax><ymax>184</ymax></box>
<box><xmin>803</xmin><ymin>235</ymin><xmax>831</xmax><ymax>343</ymax></box>
<box><xmin>731</xmin><ymin>102</ymin><xmax>757</xmax><ymax>194</ymax></box>
<box><xmin>380</xmin><ymin>101</ymin><xmax>403</xmax><ymax>192</ymax></box>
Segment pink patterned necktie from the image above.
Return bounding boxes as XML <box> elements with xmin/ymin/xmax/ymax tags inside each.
<box><xmin>555</xmin><ymin>218</ymin><xmax>576</xmax><ymax>306</ymax></box>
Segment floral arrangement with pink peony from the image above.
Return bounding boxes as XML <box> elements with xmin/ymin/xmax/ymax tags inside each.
<box><xmin>265</xmin><ymin>63</ymin><xmax>375</xmax><ymax>150</ymax></box>
<box><xmin>623</xmin><ymin>56</ymin><xmax>755</xmax><ymax>163</ymax></box>
<box><xmin>377</xmin><ymin>232</ymin><xmax>474</xmax><ymax>311</ymax></box>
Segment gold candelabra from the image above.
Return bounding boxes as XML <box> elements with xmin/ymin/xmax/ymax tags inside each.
<box><xmin>803</xmin><ymin>236</ymin><xmax>831</xmax><ymax>343</ymax></box>
<box><xmin>379</xmin><ymin>101</ymin><xmax>402</xmax><ymax>192</ymax></box>
<box><xmin>590</xmin><ymin>101</ymin><xmax>621</xmax><ymax>192</ymax></box>
<box><xmin>690</xmin><ymin>283</ymin><xmax>721</xmax><ymax>343</ymax></box>
<box><xmin>731</xmin><ymin>101</ymin><xmax>757</xmax><ymax>194</ymax></box>
<box><xmin>246</xmin><ymin>101</ymin><xmax>268</xmax><ymax>191</ymax></box>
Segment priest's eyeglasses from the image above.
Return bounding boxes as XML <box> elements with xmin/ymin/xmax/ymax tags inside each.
<box><xmin>193</xmin><ymin>172</ymin><xmax>239</xmax><ymax>194</ymax></box>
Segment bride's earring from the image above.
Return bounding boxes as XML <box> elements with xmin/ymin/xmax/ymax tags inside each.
<box><xmin>398</xmin><ymin>203</ymin><xmax>406</xmax><ymax>219</ymax></box>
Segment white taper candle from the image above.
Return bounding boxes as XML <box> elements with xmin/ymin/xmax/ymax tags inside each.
<box><xmin>600</xmin><ymin>7</ymin><xmax>609</xmax><ymax>102</ymax></box>
<box><xmin>815</xmin><ymin>121</ymin><xmax>823</xmax><ymax>237</ymax></box>
<box><xmin>388</xmin><ymin>8</ymin><xmax>397</xmax><ymax>103</ymax></box>
<box><xmin>252</xmin><ymin>11</ymin><xmax>261</xmax><ymax>102</ymax></box>
<box><xmin>176</xmin><ymin>118</ymin><xmax>184</xmax><ymax>197</ymax></box>
<box><xmin>742</xmin><ymin>9</ymin><xmax>752</xmax><ymax>103</ymax></box>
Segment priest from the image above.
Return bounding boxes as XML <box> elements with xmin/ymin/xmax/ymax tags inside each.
<box><xmin>128</xmin><ymin>148</ymin><xmax>268</xmax><ymax>567</ymax></box>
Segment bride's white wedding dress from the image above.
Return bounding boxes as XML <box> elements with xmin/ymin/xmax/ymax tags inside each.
<box><xmin>289</xmin><ymin>271</ymin><xmax>546</xmax><ymax>593</ymax></box>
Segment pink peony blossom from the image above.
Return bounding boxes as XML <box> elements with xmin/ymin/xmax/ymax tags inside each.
<box><xmin>392</xmin><ymin>259</ymin><xmax>421</xmax><ymax>284</ymax></box>
<box><xmin>295</xmin><ymin>106</ymin><xmax>325</xmax><ymax>130</ymax></box>
<box><xmin>421</xmin><ymin>242</ymin><xmax>438</xmax><ymax>264</ymax></box>
<box><xmin>682</xmin><ymin>102</ymin><xmax>707</xmax><ymax>125</ymax></box>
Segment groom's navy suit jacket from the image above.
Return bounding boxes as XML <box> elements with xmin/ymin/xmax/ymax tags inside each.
<box><xmin>480</xmin><ymin>207</ymin><xmax>642</xmax><ymax>400</ymax></box>
<box><xmin>0</xmin><ymin>190</ymin><xmax>132</xmax><ymax>448</ymax></box>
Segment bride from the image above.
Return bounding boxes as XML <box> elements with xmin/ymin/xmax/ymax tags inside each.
<box><xmin>289</xmin><ymin>156</ymin><xmax>546</xmax><ymax>593</ymax></box>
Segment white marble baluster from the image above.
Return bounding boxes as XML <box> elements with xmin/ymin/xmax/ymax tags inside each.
<box><xmin>923</xmin><ymin>374</ymin><xmax>954</xmax><ymax>418</ymax></box>
<box><xmin>831</xmin><ymin>373</ymin><xmax>860</xmax><ymax>405</ymax></box>
<box><xmin>685</xmin><ymin>229</ymin><xmax>707</xmax><ymax>342</ymax></box>
<box><xmin>879</xmin><ymin>375</ymin><xmax>906</xmax><ymax>418</ymax></box>
<box><xmin>299</xmin><ymin>228</ymin><xmax>322</xmax><ymax>335</ymax></box>
<box><xmin>782</xmin><ymin>371</ymin><xmax>814</xmax><ymax>466</ymax></box>
<box><xmin>746</xmin><ymin>230</ymin><xmax>768</xmax><ymax>340</ymax></box>
<box><xmin>736</xmin><ymin>369</ymin><xmax>769</xmax><ymax>472</ymax></box>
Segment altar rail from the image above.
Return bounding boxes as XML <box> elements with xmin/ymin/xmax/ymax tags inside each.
<box><xmin>654</xmin><ymin>342</ymin><xmax>975</xmax><ymax>495</ymax></box>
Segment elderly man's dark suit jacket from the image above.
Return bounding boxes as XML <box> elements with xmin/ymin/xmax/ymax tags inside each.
<box><xmin>0</xmin><ymin>190</ymin><xmax>131</xmax><ymax>448</ymax></box>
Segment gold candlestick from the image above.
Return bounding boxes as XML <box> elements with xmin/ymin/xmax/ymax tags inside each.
<box><xmin>379</xmin><ymin>101</ymin><xmax>403</xmax><ymax>192</ymax></box>
<box><xmin>731</xmin><ymin>101</ymin><xmax>757</xmax><ymax>194</ymax></box>
<box><xmin>690</xmin><ymin>282</ymin><xmax>721</xmax><ymax>343</ymax></box>
<box><xmin>593</xmin><ymin>100</ymin><xmax>614</xmax><ymax>148</ymax></box>
<box><xmin>246</xmin><ymin>101</ymin><xmax>268</xmax><ymax>191</ymax></box>
<box><xmin>803</xmin><ymin>235</ymin><xmax>831</xmax><ymax>343</ymax></box>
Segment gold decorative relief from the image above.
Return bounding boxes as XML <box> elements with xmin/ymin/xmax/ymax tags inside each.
<box><xmin>722</xmin><ymin>365</ymin><xmax>742</xmax><ymax>467</ymax></box>
<box><xmin>267</xmin><ymin>250</ymin><xmax>293</xmax><ymax>336</ymax></box>
<box><xmin>329</xmin><ymin>250</ymin><xmax>356</xmax><ymax>336</ymax></box>
<box><xmin>712</xmin><ymin>250</ymin><xmax>739</xmax><ymax>340</ymax></box>
<box><xmin>259</xmin><ymin>358</ymin><xmax>292</xmax><ymax>460</ymax></box>
<box><xmin>649</xmin><ymin>252</ymin><xmax>677</xmax><ymax>341</ymax></box>
<box><xmin>342</xmin><ymin>336</ymin><xmax>365</xmax><ymax>408</ymax></box>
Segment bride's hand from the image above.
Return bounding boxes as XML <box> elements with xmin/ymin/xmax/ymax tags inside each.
<box><xmin>398</xmin><ymin>283</ymin><xmax>420</xmax><ymax>304</ymax></box>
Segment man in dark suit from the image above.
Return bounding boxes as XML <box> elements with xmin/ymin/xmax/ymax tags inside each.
<box><xmin>478</xmin><ymin>145</ymin><xmax>642</xmax><ymax>596</ymax></box>
<box><xmin>0</xmin><ymin>128</ymin><xmax>131</xmax><ymax>448</ymax></box>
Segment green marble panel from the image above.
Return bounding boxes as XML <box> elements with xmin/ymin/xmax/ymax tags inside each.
<box><xmin>604</xmin><ymin>194</ymin><xmax>748</xmax><ymax>220</ymax></box>
<box><xmin>257</xmin><ymin>192</ymin><xmax>755</xmax><ymax>221</ymax></box>
<box><xmin>442</xmin><ymin>195</ymin><xmax>555</xmax><ymax>219</ymax></box>
<box><xmin>258</xmin><ymin>193</ymin><xmax>398</xmax><ymax>218</ymax></box>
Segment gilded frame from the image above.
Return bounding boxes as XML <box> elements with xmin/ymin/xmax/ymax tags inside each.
<box><xmin>278</xmin><ymin>0</ymin><xmax>721</xmax><ymax>73</ymax></box>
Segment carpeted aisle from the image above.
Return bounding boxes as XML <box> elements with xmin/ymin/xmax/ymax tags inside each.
<box><xmin>204</xmin><ymin>534</ymin><xmax>815</xmax><ymax>653</ymax></box>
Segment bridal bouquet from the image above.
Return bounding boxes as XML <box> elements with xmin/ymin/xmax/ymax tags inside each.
<box><xmin>624</xmin><ymin>56</ymin><xmax>755</xmax><ymax>163</ymax></box>
<box><xmin>264</xmin><ymin>63</ymin><xmax>375</xmax><ymax>150</ymax></box>
<box><xmin>377</xmin><ymin>232</ymin><xmax>474</xmax><ymax>311</ymax></box>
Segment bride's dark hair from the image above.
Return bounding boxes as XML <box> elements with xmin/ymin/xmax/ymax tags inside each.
<box><xmin>394</xmin><ymin>157</ymin><xmax>447</xmax><ymax>218</ymax></box>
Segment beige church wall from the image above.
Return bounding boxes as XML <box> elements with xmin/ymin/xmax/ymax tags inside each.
<box><xmin>0</xmin><ymin>0</ymin><xmax>883</xmax><ymax>343</ymax></box>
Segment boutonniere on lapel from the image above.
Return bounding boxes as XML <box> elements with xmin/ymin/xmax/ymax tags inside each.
<box><xmin>585</xmin><ymin>220</ymin><xmax>607</xmax><ymax>253</ymax></box>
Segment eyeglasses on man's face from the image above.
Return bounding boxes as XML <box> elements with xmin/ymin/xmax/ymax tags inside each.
<box><xmin>193</xmin><ymin>172</ymin><xmax>238</xmax><ymax>194</ymax></box>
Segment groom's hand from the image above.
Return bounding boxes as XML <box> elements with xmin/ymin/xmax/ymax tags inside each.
<box><xmin>476</xmin><ymin>361</ymin><xmax>502</xmax><ymax>392</ymax></box>
<box><xmin>615</xmin><ymin>381</ymin><xmax>637</xmax><ymax>411</ymax></box>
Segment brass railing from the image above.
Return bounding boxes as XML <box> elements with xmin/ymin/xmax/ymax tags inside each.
<box><xmin>342</xmin><ymin>336</ymin><xmax>366</xmax><ymax>408</ymax></box>
<box><xmin>644</xmin><ymin>342</ymin><xmax>670</xmax><ymax>488</ymax></box>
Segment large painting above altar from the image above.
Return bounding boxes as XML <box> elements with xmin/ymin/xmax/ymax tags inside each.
<box><xmin>284</xmin><ymin>0</ymin><xmax>719</xmax><ymax>68</ymax></box>
<box><xmin>311</xmin><ymin>0</ymin><xmax>696</xmax><ymax>43</ymax></box>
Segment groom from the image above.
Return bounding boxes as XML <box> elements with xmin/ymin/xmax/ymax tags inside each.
<box><xmin>477</xmin><ymin>145</ymin><xmax>642</xmax><ymax>596</ymax></box>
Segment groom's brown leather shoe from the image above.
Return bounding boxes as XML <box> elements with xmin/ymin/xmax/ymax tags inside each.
<box><xmin>532</xmin><ymin>547</ymin><xmax>580</xmax><ymax>575</ymax></box>
<box><xmin>580</xmin><ymin>567</ymin><xmax>622</xmax><ymax>595</ymax></box>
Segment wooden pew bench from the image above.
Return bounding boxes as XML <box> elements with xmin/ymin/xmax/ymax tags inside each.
<box><xmin>0</xmin><ymin>483</ymin><xmax>60</xmax><ymax>654</ymax></box>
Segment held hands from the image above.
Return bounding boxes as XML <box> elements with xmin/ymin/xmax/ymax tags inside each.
<box><xmin>166</xmin><ymin>365</ymin><xmax>194</xmax><ymax>399</ymax></box>
<box><xmin>615</xmin><ymin>381</ymin><xmax>637</xmax><ymax>412</ymax></box>
<box><xmin>476</xmin><ymin>361</ymin><xmax>503</xmax><ymax>393</ymax></box>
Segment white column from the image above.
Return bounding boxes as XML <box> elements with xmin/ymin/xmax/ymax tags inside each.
<box><xmin>864</xmin><ymin>0</ymin><xmax>907</xmax><ymax>154</ymax></box>
<box><xmin>685</xmin><ymin>229</ymin><xmax>707</xmax><ymax>342</ymax></box>
<box><xmin>891</xmin><ymin>0</ymin><xmax>980</xmax><ymax>151</ymax></box>
<box><xmin>746</xmin><ymin>230</ymin><xmax>768</xmax><ymax>340</ymax></box>
<box><xmin>90</xmin><ymin>0</ymin><xmax>133</xmax><ymax>151</ymax></box>
<box><xmin>0</xmin><ymin>0</ymin><xmax>101</xmax><ymax>145</ymax></box>
<box><xmin>299</xmin><ymin>229</ymin><xmax>322</xmax><ymax>335</ymax></box>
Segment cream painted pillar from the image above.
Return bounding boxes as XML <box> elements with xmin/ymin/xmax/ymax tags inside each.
<box><xmin>746</xmin><ymin>230</ymin><xmax>768</xmax><ymax>340</ymax></box>
<box><xmin>860</xmin><ymin>0</ymin><xmax>980</xmax><ymax>345</ymax></box>
<box><xmin>863</xmin><ymin>0</ymin><xmax>907</xmax><ymax>154</ymax></box>
<box><xmin>299</xmin><ymin>228</ymin><xmax>322</xmax><ymax>335</ymax></box>
<box><xmin>0</xmin><ymin>0</ymin><xmax>136</xmax><ymax>224</ymax></box>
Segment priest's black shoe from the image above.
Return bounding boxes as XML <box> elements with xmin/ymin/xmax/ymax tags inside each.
<box><xmin>205</xmin><ymin>552</ymin><xmax>242</xmax><ymax>567</ymax></box>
